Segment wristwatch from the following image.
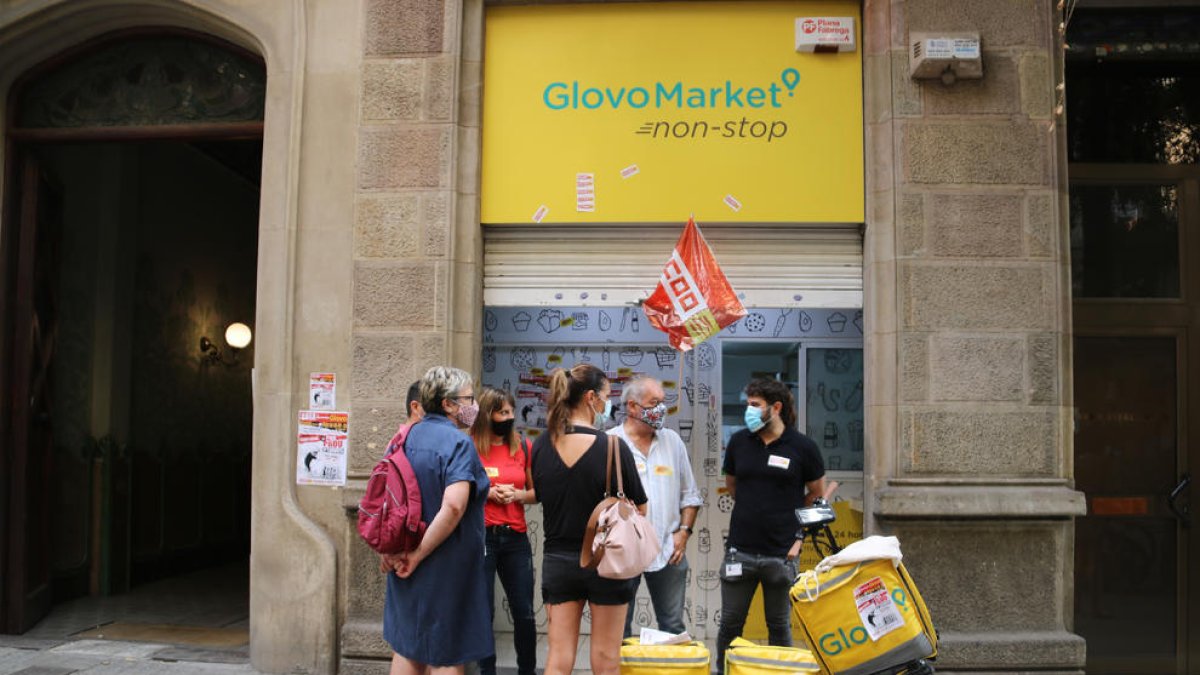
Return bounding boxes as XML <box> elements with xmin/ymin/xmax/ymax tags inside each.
<box><xmin>677</xmin><ymin>525</ymin><xmax>694</xmax><ymax>535</ymax></box>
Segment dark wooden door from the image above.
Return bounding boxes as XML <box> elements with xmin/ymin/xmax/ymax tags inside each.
<box><xmin>1071</xmin><ymin>167</ymin><xmax>1199</xmax><ymax>674</ymax></box>
<box><xmin>2</xmin><ymin>154</ymin><xmax>61</xmax><ymax>633</ymax></box>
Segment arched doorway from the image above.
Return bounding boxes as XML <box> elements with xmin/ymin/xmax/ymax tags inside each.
<box><xmin>1</xmin><ymin>28</ymin><xmax>264</xmax><ymax>646</ymax></box>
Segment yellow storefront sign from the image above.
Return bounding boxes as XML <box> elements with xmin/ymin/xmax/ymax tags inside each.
<box><xmin>482</xmin><ymin>1</ymin><xmax>864</xmax><ymax>224</ymax></box>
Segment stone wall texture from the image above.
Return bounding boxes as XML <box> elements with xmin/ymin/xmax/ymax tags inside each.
<box><xmin>335</xmin><ymin>0</ymin><xmax>1086</xmax><ymax>673</ymax></box>
<box><xmin>867</xmin><ymin>0</ymin><xmax>1084</xmax><ymax>673</ymax></box>
<box><xmin>342</xmin><ymin>0</ymin><xmax>474</xmax><ymax>671</ymax></box>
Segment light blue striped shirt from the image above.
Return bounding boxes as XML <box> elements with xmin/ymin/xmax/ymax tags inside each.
<box><xmin>608</xmin><ymin>424</ymin><xmax>703</xmax><ymax>572</ymax></box>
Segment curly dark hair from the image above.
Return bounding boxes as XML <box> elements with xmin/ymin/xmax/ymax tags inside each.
<box><xmin>744</xmin><ymin>377</ymin><xmax>797</xmax><ymax>428</ymax></box>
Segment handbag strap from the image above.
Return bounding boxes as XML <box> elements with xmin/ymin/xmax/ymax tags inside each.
<box><xmin>608</xmin><ymin>434</ymin><xmax>627</xmax><ymax>498</ymax></box>
<box><xmin>604</xmin><ymin>434</ymin><xmax>615</xmax><ymax>496</ymax></box>
<box><xmin>582</xmin><ymin>435</ymin><xmax>625</xmax><ymax>570</ymax></box>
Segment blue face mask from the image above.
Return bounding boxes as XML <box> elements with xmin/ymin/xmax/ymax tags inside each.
<box><xmin>744</xmin><ymin>405</ymin><xmax>769</xmax><ymax>433</ymax></box>
<box><xmin>593</xmin><ymin>397</ymin><xmax>613</xmax><ymax>428</ymax></box>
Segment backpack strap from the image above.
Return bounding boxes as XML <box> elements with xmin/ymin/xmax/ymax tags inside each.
<box><xmin>386</xmin><ymin>448</ymin><xmax>427</xmax><ymax>547</ymax></box>
<box><xmin>385</xmin><ymin>420</ymin><xmax>418</xmax><ymax>458</ymax></box>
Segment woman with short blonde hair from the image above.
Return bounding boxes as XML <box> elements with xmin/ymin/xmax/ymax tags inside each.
<box><xmin>382</xmin><ymin>366</ymin><xmax>492</xmax><ymax>675</ymax></box>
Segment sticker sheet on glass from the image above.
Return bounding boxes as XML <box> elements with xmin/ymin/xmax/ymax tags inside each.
<box><xmin>296</xmin><ymin>411</ymin><xmax>348</xmax><ymax>486</ymax></box>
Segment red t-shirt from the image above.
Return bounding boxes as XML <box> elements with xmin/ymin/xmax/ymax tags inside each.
<box><xmin>480</xmin><ymin>440</ymin><xmax>531</xmax><ymax>531</ymax></box>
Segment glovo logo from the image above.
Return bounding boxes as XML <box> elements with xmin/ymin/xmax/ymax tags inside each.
<box><xmin>816</xmin><ymin>588</ymin><xmax>910</xmax><ymax>656</ymax></box>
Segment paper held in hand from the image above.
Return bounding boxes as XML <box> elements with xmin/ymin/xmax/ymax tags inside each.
<box><xmin>639</xmin><ymin>627</ymin><xmax>694</xmax><ymax>646</ymax></box>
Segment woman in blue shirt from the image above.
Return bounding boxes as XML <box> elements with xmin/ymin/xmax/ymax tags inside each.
<box><xmin>382</xmin><ymin>366</ymin><xmax>493</xmax><ymax>674</ymax></box>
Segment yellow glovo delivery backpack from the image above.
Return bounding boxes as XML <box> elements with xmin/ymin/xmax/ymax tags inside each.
<box><xmin>789</xmin><ymin>536</ymin><xmax>937</xmax><ymax>675</ymax></box>
<box><xmin>725</xmin><ymin>637</ymin><xmax>820</xmax><ymax>674</ymax></box>
<box><xmin>619</xmin><ymin>637</ymin><xmax>710</xmax><ymax>675</ymax></box>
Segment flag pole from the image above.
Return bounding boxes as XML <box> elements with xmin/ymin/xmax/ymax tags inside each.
<box><xmin>677</xmin><ymin>347</ymin><xmax>685</xmax><ymax>410</ymax></box>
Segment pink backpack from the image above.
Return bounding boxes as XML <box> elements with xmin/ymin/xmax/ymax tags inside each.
<box><xmin>357</xmin><ymin>423</ymin><xmax>427</xmax><ymax>554</ymax></box>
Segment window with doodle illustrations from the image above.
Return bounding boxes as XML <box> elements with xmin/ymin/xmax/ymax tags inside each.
<box><xmin>480</xmin><ymin>305</ymin><xmax>864</xmax><ymax>636</ymax></box>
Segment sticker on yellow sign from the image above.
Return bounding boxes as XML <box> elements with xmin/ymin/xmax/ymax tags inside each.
<box><xmin>482</xmin><ymin>1</ymin><xmax>864</xmax><ymax>224</ymax></box>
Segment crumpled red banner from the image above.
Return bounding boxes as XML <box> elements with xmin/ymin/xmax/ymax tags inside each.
<box><xmin>642</xmin><ymin>218</ymin><xmax>747</xmax><ymax>352</ymax></box>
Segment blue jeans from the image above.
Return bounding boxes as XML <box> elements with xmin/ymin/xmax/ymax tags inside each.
<box><xmin>716</xmin><ymin>548</ymin><xmax>798</xmax><ymax>674</ymax></box>
<box><xmin>479</xmin><ymin>526</ymin><xmax>537</xmax><ymax>675</ymax></box>
<box><xmin>623</xmin><ymin>556</ymin><xmax>689</xmax><ymax>637</ymax></box>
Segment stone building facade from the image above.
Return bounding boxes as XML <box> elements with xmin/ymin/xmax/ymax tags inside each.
<box><xmin>0</xmin><ymin>0</ymin><xmax>1090</xmax><ymax>673</ymax></box>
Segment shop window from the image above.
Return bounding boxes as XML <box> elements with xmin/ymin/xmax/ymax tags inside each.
<box><xmin>1066</xmin><ymin>10</ymin><xmax>1200</xmax><ymax>165</ymax></box>
<box><xmin>16</xmin><ymin>35</ymin><xmax>265</xmax><ymax>130</ymax></box>
<box><xmin>803</xmin><ymin>347</ymin><xmax>864</xmax><ymax>472</ymax></box>
<box><xmin>1069</xmin><ymin>183</ymin><xmax>1180</xmax><ymax>298</ymax></box>
<box><xmin>481</xmin><ymin>305</ymin><xmax>864</xmax><ymax>636</ymax></box>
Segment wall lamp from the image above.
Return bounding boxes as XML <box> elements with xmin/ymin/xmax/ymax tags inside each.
<box><xmin>200</xmin><ymin>322</ymin><xmax>253</xmax><ymax>366</ymax></box>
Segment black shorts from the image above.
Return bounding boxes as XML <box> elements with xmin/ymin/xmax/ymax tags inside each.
<box><xmin>541</xmin><ymin>550</ymin><xmax>638</xmax><ymax>606</ymax></box>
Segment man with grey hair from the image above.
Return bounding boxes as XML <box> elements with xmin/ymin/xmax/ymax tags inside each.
<box><xmin>607</xmin><ymin>374</ymin><xmax>702</xmax><ymax>637</ymax></box>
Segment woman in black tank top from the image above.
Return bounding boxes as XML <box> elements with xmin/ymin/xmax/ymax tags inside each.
<box><xmin>530</xmin><ymin>364</ymin><xmax>647</xmax><ymax>675</ymax></box>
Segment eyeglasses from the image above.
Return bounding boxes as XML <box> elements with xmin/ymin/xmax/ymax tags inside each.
<box><xmin>452</xmin><ymin>395</ymin><xmax>476</xmax><ymax>404</ymax></box>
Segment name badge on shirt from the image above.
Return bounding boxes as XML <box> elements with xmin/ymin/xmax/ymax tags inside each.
<box><xmin>485</xmin><ymin>467</ymin><xmax>500</xmax><ymax>478</ymax></box>
<box><xmin>724</xmin><ymin>562</ymin><xmax>743</xmax><ymax>578</ymax></box>
<box><xmin>654</xmin><ymin>464</ymin><xmax>673</xmax><ymax>476</ymax></box>
<box><xmin>767</xmin><ymin>454</ymin><xmax>791</xmax><ymax>470</ymax></box>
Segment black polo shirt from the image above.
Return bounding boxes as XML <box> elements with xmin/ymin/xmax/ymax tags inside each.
<box><xmin>722</xmin><ymin>425</ymin><xmax>825</xmax><ymax>556</ymax></box>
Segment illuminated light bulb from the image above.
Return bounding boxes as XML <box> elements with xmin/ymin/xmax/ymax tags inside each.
<box><xmin>225</xmin><ymin>322</ymin><xmax>253</xmax><ymax>349</ymax></box>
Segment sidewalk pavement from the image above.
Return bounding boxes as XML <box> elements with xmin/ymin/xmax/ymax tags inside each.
<box><xmin>0</xmin><ymin>636</ymin><xmax>258</xmax><ymax>675</ymax></box>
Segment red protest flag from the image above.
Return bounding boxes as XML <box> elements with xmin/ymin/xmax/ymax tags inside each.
<box><xmin>642</xmin><ymin>218</ymin><xmax>747</xmax><ymax>351</ymax></box>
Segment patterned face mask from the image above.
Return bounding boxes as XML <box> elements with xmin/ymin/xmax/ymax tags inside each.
<box><xmin>454</xmin><ymin>400</ymin><xmax>480</xmax><ymax>429</ymax></box>
<box><xmin>638</xmin><ymin>402</ymin><xmax>668</xmax><ymax>430</ymax></box>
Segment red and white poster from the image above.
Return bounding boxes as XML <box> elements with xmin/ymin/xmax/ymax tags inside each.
<box><xmin>297</xmin><ymin>411</ymin><xmax>349</xmax><ymax>486</ymax></box>
<box><xmin>309</xmin><ymin>372</ymin><xmax>336</xmax><ymax>411</ymax></box>
<box><xmin>642</xmin><ymin>217</ymin><xmax>746</xmax><ymax>351</ymax></box>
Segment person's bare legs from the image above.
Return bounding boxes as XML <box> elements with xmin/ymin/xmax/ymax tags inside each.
<box><xmin>390</xmin><ymin>653</ymin><xmax>427</xmax><ymax>675</ymax></box>
<box><xmin>390</xmin><ymin>654</ymin><xmax>463</xmax><ymax>675</ymax></box>
<box><xmin>545</xmin><ymin>600</ymin><xmax>585</xmax><ymax>675</ymax></box>
<box><xmin>588</xmin><ymin>603</ymin><xmax>629</xmax><ymax>675</ymax></box>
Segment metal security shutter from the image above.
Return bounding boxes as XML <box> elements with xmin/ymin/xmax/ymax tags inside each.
<box><xmin>483</xmin><ymin>223</ymin><xmax>862</xmax><ymax>308</ymax></box>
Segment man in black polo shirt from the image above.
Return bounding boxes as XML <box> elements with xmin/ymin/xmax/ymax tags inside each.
<box><xmin>716</xmin><ymin>377</ymin><xmax>826</xmax><ymax>672</ymax></box>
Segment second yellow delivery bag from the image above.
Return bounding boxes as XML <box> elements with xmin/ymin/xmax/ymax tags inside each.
<box><xmin>619</xmin><ymin>638</ymin><xmax>710</xmax><ymax>675</ymax></box>
<box><xmin>789</xmin><ymin>536</ymin><xmax>937</xmax><ymax>675</ymax></box>
<box><xmin>725</xmin><ymin>637</ymin><xmax>820</xmax><ymax>674</ymax></box>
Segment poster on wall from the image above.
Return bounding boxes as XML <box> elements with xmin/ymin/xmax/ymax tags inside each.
<box><xmin>296</xmin><ymin>411</ymin><xmax>348</xmax><ymax>486</ymax></box>
<box><xmin>309</xmin><ymin>372</ymin><xmax>337</xmax><ymax>411</ymax></box>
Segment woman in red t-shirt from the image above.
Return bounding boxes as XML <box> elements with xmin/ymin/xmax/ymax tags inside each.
<box><xmin>470</xmin><ymin>387</ymin><xmax>537</xmax><ymax>675</ymax></box>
